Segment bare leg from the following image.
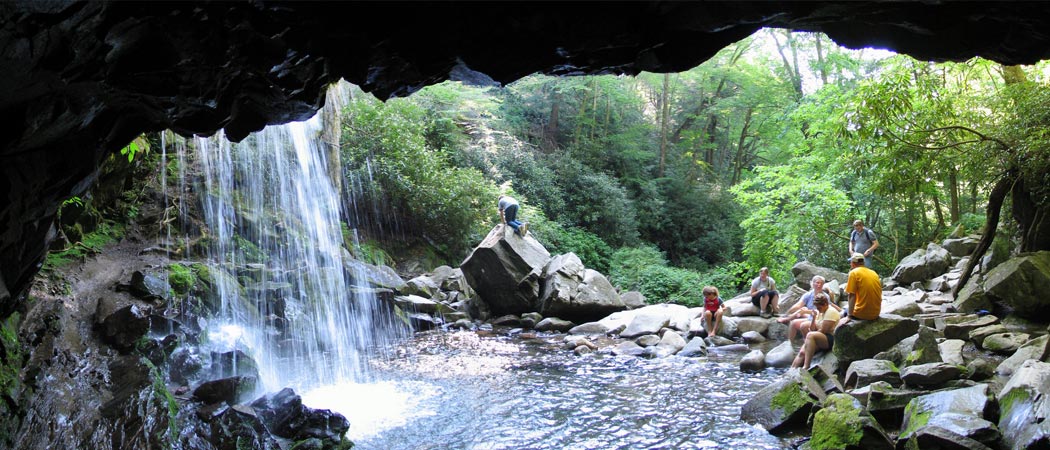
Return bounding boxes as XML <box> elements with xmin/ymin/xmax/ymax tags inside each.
<box><xmin>801</xmin><ymin>331</ymin><xmax>830</xmax><ymax>370</ymax></box>
<box><xmin>711</xmin><ymin>309</ymin><xmax>723</xmax><ymax>337</ymax></box>
<box><xmin>703</xmin><ymin>310</ymin><xmax>714</xmax><ymax>336</ymax></box>
<box><xmin>759</xmin><ymin>296</ymin><xmax>769</xmax><ymax>315</ymax></box>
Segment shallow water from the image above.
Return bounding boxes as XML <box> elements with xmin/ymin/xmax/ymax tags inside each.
<box><xmin>302</xmin><ymin>330</ymin><xmax>799</xmax><ymax>450</ymax></box>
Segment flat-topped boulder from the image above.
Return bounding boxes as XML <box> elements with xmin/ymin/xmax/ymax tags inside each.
<box><xmin>900</xmin><ymin>362</ymin><xmax>964</xmax><ymax>388</ymax></box>
<box><xmin>942</xmin><ymin>236</ymin><xmax>981</xmax><ymax>258</ymax></box>
<box><xmin>833</xmin><ymin>315</ymin><xmax>919</xmax><ymax>370</ymax></box>
<box><xmin>845</xmin><ymin>359</ymin><xmax>901</xmax><ymax>390</ymax></box>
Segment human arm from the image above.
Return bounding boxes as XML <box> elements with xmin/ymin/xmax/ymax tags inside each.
<box><xmin>787</xmin><ymin>299</ymin><xmax>805</xmax><ymax>314</ymax></box>
<box><xmin>817</xmin><ymin>316</ymin><xmax>837</xmax><ymax>334</ymax></box>
<box><xmin>848</xmin><ymin>230</ymin><xmax>856</xmax><ymax>254</ymax></box>
<box><xmin>499</xmin><ymin>207</ymin><xmax>506</xmax><ymax>225</ymax></box>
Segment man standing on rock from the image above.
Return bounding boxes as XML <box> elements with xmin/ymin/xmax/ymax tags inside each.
<box><xmin>498</xmin><ymin>194</ymin><xmax>528</xmax><ymax>236</ymax></box>
<box><xmin>848</xmin><ymin>219</ymin><xmax>879</xmax><ymax>268</ymax></box>
<box><xmin>842</xmin><ymin>252</ymin><xmax>881</xmax><ymax>324</ymax></box>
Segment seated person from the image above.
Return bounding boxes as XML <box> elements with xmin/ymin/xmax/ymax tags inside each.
<box><xmin>778</xmin><ymin>275</ymin><xmax>841</xmax><ymax>341</ymax></box>
<box><xmin>749</xmin><ymin>267</ymin><xmax>780</xmax><ymax>318</ymax></box>
<box><xmin>701</xmin><ymin>285</ymin><xmax>725</xmax><ymax>338</ymax></box>
<box><xmin>791</xmin><ymin>293</ymin><xmax>840</xmax><ymax>370</ymax></box>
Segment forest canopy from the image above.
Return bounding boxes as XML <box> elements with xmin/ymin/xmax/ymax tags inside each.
<box><xmin>334</xmin><ymin>29</ymin><xmax>1050</xmax><ymax>306</ymax></box>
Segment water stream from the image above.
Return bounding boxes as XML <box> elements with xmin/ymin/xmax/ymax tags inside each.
<box><xmin>174</xmin><ymin>87</ymin><xmax>792</xmax><ymax>449</ymax></box>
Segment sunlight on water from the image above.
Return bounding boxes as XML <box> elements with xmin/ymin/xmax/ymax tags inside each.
<box><xmin>301</xmin><ymin>380</ymin><xmax>440</xmax><ymax>441</ymax></box>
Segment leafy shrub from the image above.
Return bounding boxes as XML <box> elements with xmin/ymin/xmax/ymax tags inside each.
<box><xmin>542</xmin><ymin>225</ymin><xmax>613</xmax><ymax>274</ymax></box>
<box><xmin>608</xmin><ymin>246</ymin><xmax>704</xmax><ymax>306</ymax></box>
<box><xmin>341</xmin><ymin>96</ymin><xmax>500</xmax><ymax>259</ymax></box>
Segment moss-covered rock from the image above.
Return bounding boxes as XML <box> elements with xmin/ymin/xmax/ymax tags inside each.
<box><xmin>833</xmin><ymin>315</ymin><xmax>919</xmax><ymax>370</ymax></box>
<box><xmin>984</xmin><ymin>251</ymin><xmax>1050</xmax><ymax>319</ymax></box>
<box><xmin>997</xmin><ymin>359</ymin><xmax>1050</xmax><ymax>449</ymax></box>
<box><xmin>900</xmin><ymin>384</ymin><xmax>992</xmax><ymax>445</ymax></box>
<box><xmin>741</xmin><ymin>368</ymin><xmax>826</xmax><ymax>433</ymax></box>
<box><xmin>167</xmin><ymin>263</ymin><xmax>197</xmax><ymax>295</ymax></box>
<box><xmin>810</xmin><ymin>393</ymin><xmax>893</xmax><ymax>450</ymax></box>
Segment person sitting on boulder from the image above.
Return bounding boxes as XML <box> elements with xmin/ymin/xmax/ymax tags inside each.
<box><xmin>841</xmin><ymin>252</ymin><xmax>882</xmax><ymax>325</ymax></box>
<box><xmin>749</xmin><ymin>267</ymin><xmax>779</xmax><ymax>318</ymax></box>
<box><xmin>778</xmin><ymin>275</ymin><xmax>841</xmax><ymax>341</ymax></box>
<box><xmin>498</xmin><ymin>194</ymin><xmax>528</xmax><ymax>236</ymax></box>
<box><xmin>701</xmin><ymin>285</ymin><xmax>725</xmax><ymax>338</ymax></box>
<box><xmin>792</xmin><ymin>293</ymin><xmax>839</xmax><ymax>370</ymax></box>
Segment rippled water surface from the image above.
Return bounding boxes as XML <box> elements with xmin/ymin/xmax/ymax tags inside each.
<box><xmin>302</xmin><ymin>330</ymin><xmax>797</xmax><ymax>450</ymax></box>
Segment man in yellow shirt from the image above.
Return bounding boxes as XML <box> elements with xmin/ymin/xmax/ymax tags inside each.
<box><xmin>843</xmin><ymin>252</ymin><xmax>882</xmax><ymax>323</ymax></box>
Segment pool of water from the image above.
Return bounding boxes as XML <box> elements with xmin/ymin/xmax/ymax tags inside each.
<box><xmin>302</xmin><ymin>330</ymin><xmax>800</xmax><ymax>450</ymax></box>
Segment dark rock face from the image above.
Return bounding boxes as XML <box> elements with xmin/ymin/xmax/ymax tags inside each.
<box><xmin>5</xmin><ymin>2</ymin><xmax>1050</xmax><ymax>317</ymax></box>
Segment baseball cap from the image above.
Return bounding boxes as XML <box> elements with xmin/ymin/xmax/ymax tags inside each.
<box><xmin>848</xmin><ymin>252</ymin><xmax>865</xmax><ymax>263</ymax></box>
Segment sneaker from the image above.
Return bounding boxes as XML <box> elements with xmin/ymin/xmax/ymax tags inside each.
<box><xmin>520</xmin><ymin>222</ymin><xmax>529</xmax><ymax>236</ymax></box>
<box><xmin>761</xmin><ymin>312</ymin><xmax>771</xmax><ymax>319</ymax></box>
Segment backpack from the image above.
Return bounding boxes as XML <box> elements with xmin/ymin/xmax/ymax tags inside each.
<box><xmin>853</xmin><ymin>227</ymin><xmax>876</xmax><ymax>244</ymax></box>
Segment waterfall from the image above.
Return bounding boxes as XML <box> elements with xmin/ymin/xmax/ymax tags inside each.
<box><xmin>179</xmin><ymin>88</ymin><xmax>408</xmax><ymax>393</ymax></box>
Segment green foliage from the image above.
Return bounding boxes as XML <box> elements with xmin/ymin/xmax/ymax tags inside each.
<box><xmin>167</xmin><ymin>263</ymin><xmax>196</xmax><ymax>295</ymax></box>
<box><xmin>608</xmin><ymin>246</ymin><xmax>705</xmax><ymax>305</ymax></box>
<box><xmin>119</xmin><ymin>135</ymin><xmax>151</xmax><ymax>162</ymax></box>
<box><xmin>542</xmin><ymin>225</ymin><xmax>614</xmax><ymax>274</ymax></box>
<box><xmin>44</xmin><ymin>221</ymin><xmax>124</xmax><ymax>270</ymax></box>
<box><xmin>341</xmin><ymin>95</ymin><xmax>499</xmax><ymax>259</ymax></box>
<box><xmin>143</xmin><ymin>357</ymin><xmax>179</xmax><ymax>448</ymax></box>
<box><xmin>731</xmin><ymin>165</ymin><xmax>852</xmax><ymax>280</ymax></box>
<box><xmin>957</xmin><ymin>213</ymin><xmax>986</xmax><ymax>235</ymax></box>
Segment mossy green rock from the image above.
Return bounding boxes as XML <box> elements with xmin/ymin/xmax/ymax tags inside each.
<box><xmin>741</xmin><ymin>368</ymin><xmax>826</xmax><ymax>433</ymax></box>
<box><xmin>900</xmin><ymin>384</ymin><xmax>992</xmax><ymax>444</ymax></box>
<box><xmin>984</xmin><ymin>251</ymin><xmax>1050</xmax><ymax>319</ymax></box>
<box><xmin>810</xmin><ymin>393</ymin><xmax>893</xmax><ymax>450</ymax></box>
<box><xmin>997</xmin><ymin>359</ymin><xmax>1050</xmax><ymax>449</ymax></box>
<box><xmin>833</xmin><ymin>315</ymin><xmax>919</xmax><ymax>369</ymax></box>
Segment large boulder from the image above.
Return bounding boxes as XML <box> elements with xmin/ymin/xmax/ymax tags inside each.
<box><xmin>942</xmin><ymin>236</ymin><xmax>980</xmax><ymax>258</ymax></box>
<box><xmin>741</xmin><ymin>368</ymin><xmax>827</xmax><ymax>434</ymax></box>
<box><xmin>996</xmin><ymin>334</ymin><xmax>1050</xmax><ymax>377</ymax></box>
<box><xmin>250</xmin><ymin>388</ymin><xmax>350</xmax><ymax>447</ymax></box>
<box><xmin>900</xmin><ymin>362</ymin><xmax>964</xmax><ymax>388</ymax></box>
<box><xmin>460</xmin><ymin>226</ymin><xmax>551</xmax><ymax>316</ymax></box>
<box><xmin>899</xmin><ymin>384</ymin><xmax>994</xmax><ymax>446</ymax></box>
<box><xmin>833</xmin><ymin>315</ymin><xmax>919</xmax><ymax>370</ymax></box>
<box><xmin>892</xmin><ymin>243</ymin><xmax>953</xmax><ymax>285</ymax></box>
<box><xmin>809</xmin><ymin>393</ymin><xmax>894</xmax><ymax>450</ymax></box>
<box><xmin>997</xmin><ymin>360</ymin><xmax>1050</xmax><ymax>449</ymax></box>
<box><xmin>953</xmin><ymin>275</ymin><xmax>993</xmax><ymax>313</ymax></box>
<box><xmin>538</xmin><ymin>254</ymin><xmax>627</xmax><ymax>322</ymax></box>
<box><xmin>791</xmin><ymin>261</ymin><xmax>848</xmax><ymax>289</ymax></box>
<box><xmin>764</xmin><ymin>341</ymin><xmax>797</xmax><ymax>369</ymax></box>
<box><xmin>844</xmin><ymin>359</ymin><xmax>901</xmax><ymax>390</ymax></box>
<box><xmin>342</xmin><ymin>252</ymin><xmax>407</xmax><ymax>291</ymax></box>
<box><xmin>983</xmin><ymin>251</ymin><xmax>1050</xmax><ymax>319</ymax></box>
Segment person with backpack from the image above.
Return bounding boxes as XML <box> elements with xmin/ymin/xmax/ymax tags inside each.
<box><xmin>498</xmin><ymin>195</ymin><xmax>528</xmax><ymax>236</ymax></box>
<box><xmin>848</xmin><ymin>220</ymin><xmax>879</xmax><ymax>268</ymax></box>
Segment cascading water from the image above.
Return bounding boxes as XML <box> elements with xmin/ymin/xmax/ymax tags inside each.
<box><xmin>180</xmin><ymin>92</ymin><xmax>408</xmax><ymax>394</ymax></box>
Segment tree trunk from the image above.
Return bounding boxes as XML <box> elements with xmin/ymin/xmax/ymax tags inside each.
<box><xmin>948</xmin><ymin>168</ymin><xmax>960</xmax><ymax>224</ymax></box>
<box><xmin>815</xmin><ymin>34</ymin><xmax>828</xmax><ymax>86</ymax></box>
<box><xmin>954</xmin><ymin>170</ymin><xmax>1016</xmax><ymax>297</ymax></box>
<box><xmin>658</xmin><ymin>73</ymin><xmax>670</xmax><ymax>177</ymax></box>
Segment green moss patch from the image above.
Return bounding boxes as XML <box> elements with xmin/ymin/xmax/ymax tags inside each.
<box><xmin>811</xmin><ymin>394</ymin><xmax>864</xmax><ymax>450</ymax></box>
<box><xmin>167</xmin><ymin>263</ymin><xmax>197</xmax><ymax>294</ymax></box>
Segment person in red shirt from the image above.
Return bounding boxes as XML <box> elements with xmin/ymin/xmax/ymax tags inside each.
<box><xmin>701</xmin><ymin>286</ymin><xmax>725</xmax><ymax>338</ymax></box>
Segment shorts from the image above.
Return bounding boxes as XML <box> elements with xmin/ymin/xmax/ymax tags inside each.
<box><xmin>825</xmin><ymin>333</ymin><xmax>835</xmax><ymax>350</ymax></box>
<box><xmin>750</xmin><ymin>289</ymin><xmax>779</xmax><ymax>306</ymax></box>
